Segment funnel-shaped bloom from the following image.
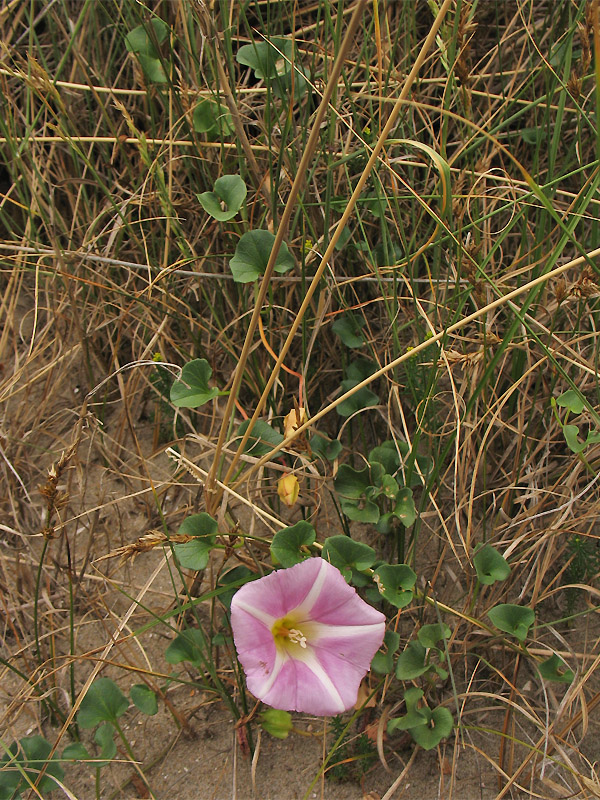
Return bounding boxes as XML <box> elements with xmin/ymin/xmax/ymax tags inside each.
<box><xmin>230</xmin><ymin>558</ymin><xmax>386</xmax><ymax>715</ymax></box>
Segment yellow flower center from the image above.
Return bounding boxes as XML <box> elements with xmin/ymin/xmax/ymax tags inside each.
<box><xmin>272</xmin><ymin>617</ymin><xmax>308</xmax><ymax>649</ymax></box>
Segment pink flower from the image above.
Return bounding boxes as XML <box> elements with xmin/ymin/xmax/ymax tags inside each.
<box><xmin>230</xmin><ymin>558</ymin><xmax>386</xmax><ymax>715</ymax></box>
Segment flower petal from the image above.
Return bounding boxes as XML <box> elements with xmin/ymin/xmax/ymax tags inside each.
<box><xmin>231</xmin><ymin>558</ymin><xmax>324</xmax><ymax>620</ymax></box>
<box><xmin>230</xmin><ymin>606</ymin><xmax>277</xmax><ymax>688</ymax></box>
<box><xmin>312</xmin><ymin>623</ymin><xmax>386</xmax><ymax>671</ymax></box>
<box><xmin>295</xmin><ymin>559</ymin><xmax>385</xmax><ymax>628</ymax></box>
<box><xmin>259</xmin><ymin>653</ymin><xmax>347</xmax><ymax>716</ymax></box>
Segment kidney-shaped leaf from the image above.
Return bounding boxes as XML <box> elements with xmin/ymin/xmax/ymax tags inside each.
<box><xmin>170</xmin><ymin>359</ymin><xmax>224</xmax><ymax>408</ymax></box>
<box><xmin>562</xmin><ymin>424</ymin><xmax>600</xmax><ymax>454</ymax></box>
<box><xmin>417</xmin><ymin>622</ymin><xmax>451</xmax><ymax>650</ymax></box>
<box><xmin>271</xmin><ymin>521</ymin><xmax>315</xmax><ymax>567</ymax></box>
<box><xmin>77</xmin><ymin>678</ymin><xmax>129</xmax><ymax>729</ymax></box>
<box><xmin>165</xmin><ymin>628</ymin><xmax>206</xmax><ymax>667</ymax></box>
<box><xmin>371</xmin><ymin>630</ymin><xmax>401</xmax><ymax>675</ymax></box>
<box><xmin>393</xmin><ymin>488</ymin><xmax>417</xmax><ymax>527</ymax></box>
<box><xmin>387</xmin><ymin>687</ymin><xmax>427</xmax><ymax>732</ymax></box>
<box><xmin>322</xmin><ymin>535</ymin><xmax>375</xmax><ymax>581</ymax></box>
<box><xmin>374</xmin><ymin>564</ymin><xmax>416</xmax><ymax>609</ymax></box>
<box><xmin>173</xmin><ymin>513</ymin><xmax>218</xmax><ymax>571</ymax></box>
<box><xmin>473</xmin><ymin>543</ymin><xmax>511</xmax><ymax>585</ymax></box>
<box><xmin>410</xmin><ymin>706</ymin><xmax>454</xmax><ymax>750</ymax></box>
<box><xmin>197</xmin><ymin>175</ymin><xmax>247</xmax><ymax>221</ymax></box>
<box><xmin>368</xmin><ymin>441</ymin><xmax>401</xmax><ymax>475</ymax></box>
<box><xmin>488</xmin><ymin>604</ymin><xmax>535</xmax><ymax>642</ymax></box>
<box><xmin>334</xmin><ymin>464</ymin><xmax>371</xmax><ymax>499</ymax></box>
<box><xmin>556</xmin><ymin>389</ymin><xmax>585</xmax><ymax>414</ymax></box>
<box><xmin>395</xmin><ymin>641</ymin><xmax>429</xmax><ymax>680</ymax></box>
<box><xmin>130</xmin><ymin>684</ymin><xmax>159</xmax><ymax>716</ymax></box>
<box><xmin>125</xmin><ymin>18</ymin><xmax>169</xmax><ymax>55</ymax></box>
<box><xmin>192</xmin><ymin>99</ymin><xmax>233</xmax><ymax>135</ymax></box>
<box><xmin>229</xmin><ymin>230</ymin><xmax>294</xmax><ymax>283</ymax></box>
<box><xmin>125</xmin><ymin>19</ymin><xmax>169</xmax><ymax>84</ymax></box>
<box><xmin>537</xmin><ymin>653</ymin><xmax>574</xmax><ymax>684</ymax></box>
<box><xmin>331</xmin><ymin>314</ymin><xmax>366</xmax><ymax>348</ymax></box>
<box><xmin>236</xmin><ymin>38</ymin><xmax>293</xmax><ymax>79</ymax></box>
<box><xmin>340</xmin><ymin>497</ymin><xmax>380</xmax><ymax>524</ymax></box>
<box><xmin>94</xmin><ymin>723</ymin><xmax>117</xmax><ymax>766</ymax></box>
<box><xmin>237</xmin><ymin>419</ymin><xmax>284</xmax><ymax>456</ymax></box>
<box><xmin>2</xmin><ymin>735</ymin><xmax>65</xmax><ymax>796</ymax></box>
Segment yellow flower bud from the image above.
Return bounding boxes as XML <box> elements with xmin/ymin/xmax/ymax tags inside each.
<box><xmin>277</xmin><ymin>473</ymin><xmax>300</xmax><ymax>507</ymax></box>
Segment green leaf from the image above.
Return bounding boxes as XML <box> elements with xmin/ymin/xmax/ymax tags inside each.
<box><xmin>331</xmin><ymin>314</ymin><xmax>366</xmax><ymax>348</ymax></box>
<box><xmin>197</xmin><ymin>175</ymin><xmax>247</xmax><ymax>221</ymax></box>
<box><xmin>236</xmin><ymin>419</ymin><xmax>284</xmax><ymax>456</ymax></box>
<box><xmin>94</xmin><ymin>723</ymin><xmax>117</xmax><ymax>766</ymax></box>
<box><xmin>376</xmin><ymin>512</ymin><xmax>394</xmax><ymax>534</ymax></box>
<box><xmin>393</xmin><ymin>488</ymin><xmax>417</xmax><ymax>527</ymax></box>
<box><xmin>380</xmin><ymin>474</ymin><xmax>399</xmax><ymax>499</ymax></box>
<box><xmin>0</xmin><ymin>750</ymin><xmax>21</xmax><ymax>800</ymax></box>
<box><xmin>136</xmin><ymin>54</ymin><xmax>168</xmax><ymax>83</ymax></box>
<box><xmin>125</xmin><ymin>19</ymin><xmax>169</xmax><ymax>84</ymax></box>
<box><xmin>236</xmin><ymin>38</ymin><xmax>307</xmax><ymax>99</ymax></box>
<box><xmin>368</xmin><ymin>441</ymin><xmax>401</xmax><ymax>476</ymax></box>
<box><xmin>309</xmin><ymin>434</ymin><xmax>342</xmax><ymax>461</ymax></box>
<box><xmin>521</xmin><ymin>127</ymin><xmax>541</xmax><ymax>145</ymax></box>
<box><xmin>373</xmin><ymin>564</ymin><xmax>416</xmax><ymax>608</ymax></box>
<box><xmin>130</xmin><ymin>684</ymin><xmax>158</xmax><ymax>716</ymax></box>
<box><xmin>410</xmin><ymin>706</ymin><xmax>454</xmax><ymax>750</ymax></box>
<box><xmin>336</xmin><ymin>380</ymin><xmax>379</xmax><ymax>417</ymax></box>
<box><xmin>556</xmin><ymin>389</ymin><xmax>585</xmax><ymax>414</ymax></box>
<box><xmin>77</xmin><ymin>678</ymin><xmax>129</xmax><ymax>729</ymax></box>
<box><xmin>334</xmin><ymin>464</ymin><xmax>371</xmax><ymax>498</ymax></box>
<box><xmin>396</xmin><ymin>641</ymin><xmax>429</xmax><ymax>679</ymax></box>
<box><xmin>0</xmin><ymin>736</ymin><xmax>65</xmax><ymax>796</ymax></box>
<box><xmin>350</xmin><ymin>568</ymin><xmax>371</xmax><ymax>587</ymax></box>
<box><xmin>322</xmin><ymin>536</ymin><xmax>376</xmax><ymax>581</ymax></box>
<box><xmin>473</xmin><ymin>544</ymin><xmax>511</xmax><ymax>585</ymax></box>
<box><xmin>417</xmin><ymin>622</ymin><xmax>451</xmax><ymax>649</ymax></box>
<box><xmin>237</xmin><ymin>38</ymin><xmax>293</xmax><ymax>79</ymax></box>
<box><xmin>192</xmin><ymin>99</ymin><xmax>233</xmax><ymax>135</ymax></box>
<box><xmin>371</xmin><ymin>630</ymin><xmax>401</xmax><ymax>675</ymax></box>
<box><xmin>336</xmin><ymin>359</ymin><xmax>379</xmax><ymax>417</ymax></box>
<box><xmin>125</xmin><ymin>18</ymin><xmax>169</xmax><ymax>55</ymax></box>
<box><xmin>488</xmin><ymin>604</ymin><xmax>535</xmax><ymax>642</ymax></box>
<box><xmin>62</xmin><ymin>743</ymin><xmax>90</xmax><ymax>762</ymax></box>
<box><xmin>387</xmin><ymin>687</ymin><xmax>427</xmax><ymax>732</ymax></box>
<box><xmin>271</xmin><ymin>521</ymin><xmax>315</xmax><ymax>567</ymax></box>
<box><xmin>165</xmin><ymin>628</ymin><xmax>206</xmax><ymax>667</ymax></box>
<box><xmin>229</xmin><ymin>230</ymin><xmax>294</xmax><ymax>283</ymax></box>
<box><xmin>170</xmin><ymin>359</ymin><xmax>224</xmax><ymax>408</ymax></box>
<box><xmin>173</xmin><ymin>513</ymin><xmax>218</xmax><ymax>571</ymax></box>
<box><xmin>339</xmin><ymin>497</ymin><xmax>380</xmax><ymax>523</ymax></box>
<box><xmin>562</xmin><ymin>424</ymin><xmax>600</xmax><ymax>453</ymax></box>
<box><xmin>537</xmin><ymin>653</ymin><xmax>574</xmax><ymax>684</ymax></box>
<box><xmin>259</xmin><ymin>709</ymin><xmax>293</xmax><ymax>739</ymax></box>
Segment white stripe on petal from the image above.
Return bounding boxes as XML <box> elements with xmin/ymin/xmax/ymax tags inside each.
<box><xmin>233</xmin><ymin>597</ymin><xmax>276</xmax><ymax>627</ymax></box>
<box><xmin>293</xmin><ymin>558</ymin><xmax>329</xmax><ymax>619</ymax></box>
<box><xmin>298</xmin><ymin>648</ymin><xmax>346</xmax><ymax>713</ymax></box>
<box><xmin>253</xmin><ymin>647</ymin><xmax>287</xmax><ymax>698</ymax></box>
<box><xmin>311</xmin><ymin>623</ymin><xmax>385</xmax><ymax>641</ymax></box>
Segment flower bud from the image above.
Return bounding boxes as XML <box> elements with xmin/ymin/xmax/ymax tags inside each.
<box><xmin>277</xmin><ymin>473</ymin><xmax>299</xmax><ymax>507</ymax></box>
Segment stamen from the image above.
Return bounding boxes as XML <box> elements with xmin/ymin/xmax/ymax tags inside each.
<box><xmin>288</xmin><ymin>628</ymin><xmax>307</xmax><ymax>648</ymax></box>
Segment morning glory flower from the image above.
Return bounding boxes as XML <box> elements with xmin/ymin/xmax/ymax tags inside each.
<box><xmin>230</xmin><ymin>557</ymin><xmax>386</xmax><ymax>715</ymax></box>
